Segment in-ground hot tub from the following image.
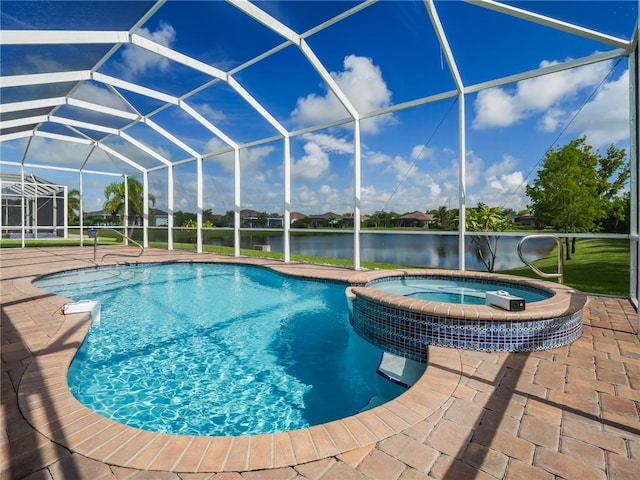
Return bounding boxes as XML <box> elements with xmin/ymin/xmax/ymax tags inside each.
<box><xmin>346</xmin><ymin>269</ymin><xmax>587</xmax><ymax>359</ymax></box>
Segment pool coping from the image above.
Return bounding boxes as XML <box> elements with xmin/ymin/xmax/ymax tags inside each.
<box><xmin>17</xmin><ymin>254</ymin><xmax>464</xmax><ymax>473</ymax></box>
<box><xmin>345</xmin><ymin>268</ymin><xmax>587</xmax><ymax>322</ymax></box>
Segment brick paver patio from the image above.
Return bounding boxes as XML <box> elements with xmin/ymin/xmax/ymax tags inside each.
<box><xmin>1</xmin><ymin>247</ymin><xmax>639</xmax><ymax>479</ymax></box>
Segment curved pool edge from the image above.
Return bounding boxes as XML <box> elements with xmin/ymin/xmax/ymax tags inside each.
<box><xmin>346</xmin><ymin>268</ymin><xmax>584</xmax><ymax>320</ymax></box>
<box><xmin>18</xmin><ymin>256</ymin><xmax>463</xmax><ymax>473</ymax></box>
<box><xmin>345</xmin><ymin>269</ymin><xmax>588</xmax><ymax>355</ymax></box>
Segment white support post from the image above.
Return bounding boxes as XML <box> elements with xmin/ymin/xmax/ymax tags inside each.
<box><xmin>63</xmin><ymin>185</ymin><xmax>68</xmax><ymax>239</ymax></box>
<box><xmin>629</xmin><ymin>36</ymin><xmax>639</xmax><ymax>333</ymax></box>
<box><xmin>284</xmin><ymin>135</ymin><xmax>291</xmax><ymax>262</ymax></box>
<box><xmin>53</xmin><ymin>185</ymin><xmax>62</xmax><ymax>239</ymax></box>
<box><xmin>79</xmin><ymin>172</ymin><xmax>84</xmax><ymax>246</ymax></box>
<box><xmin>197</xmin><ymin>156</ymin><xmax>204</xmax><ymax>253</ymax></box>
<box><xmin>354</xmin><ymin>119</ymin><xmax>362</xmax><ymax>270</ymax></box>
<box><xmin>20</xmin><ymin>166</ymin><xmax>25</xmax><ymax>248</ymax></box>
<box><xmin>458</xmin><ymin>93</ymin><xmax>467</xmax><ymax>271</ymax></box>
<box><xmin>123</xmin><ymin>175</ymin><xmax>129</xmax><ymax>245</ymax></box>
<box><xmin>0</xmin><ymin>178</ymin><xmax>3</xmax><ymax>239</ymax></box>
<box><xmin>168</xmin><ymin>165</ymin><xmax>174</xmax><ymax>251</ymax></box>
<box><xmin>143</xmin><ymin>170</ymin><xmax>149</xmax><ymax>248</ymax></box>
<box><xmin>33</xmin><ymin>181</ymin><xmax>38</xmax><ymax>239</ymax></box>
<box><xmin>425</xmin><ymin>0</ymin><xmax>466</xmax><ymax>271</ymax></box>
<box><xmin>234</xmin><ymin>148</ymin><xmax>241</xmax><ymax>257</ymax></box>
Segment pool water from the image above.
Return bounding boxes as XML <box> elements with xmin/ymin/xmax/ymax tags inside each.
<box><xmin>370</xmin><ymin>277</ymin><xmax>551</xmax><ymax>305</ymax></box>
<box><xmin>35</xmin><ymin>263</ymin><xmax>388</xmax><ymax>436</ymax></box>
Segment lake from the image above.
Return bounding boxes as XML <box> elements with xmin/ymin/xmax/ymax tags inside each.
<box><xmin>206</xmin><ymin>231</ymin><xmax>556</xmax><ymax>271</ymax></box>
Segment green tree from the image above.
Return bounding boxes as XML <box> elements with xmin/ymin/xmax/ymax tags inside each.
<box><xmin>596</xmin><ymin>144</ymin><xmax>629</xmax><ymax>233</ymax></box>
<box><xmin>601</xmin><ymin>191</ymin><xmax>630</xmax><ymax>233</ymax></box>
<box><xmin>367</xmin><ymin>210</ymin><xmax>396</xmax><ymax>228</ymax></box>
<box><xmin>67</xmin><ymin>189</ymin><xmax>81</xmax><ymax>225</ymax></box>
<box><xmin>174</xmin><ymin>210</ymin><xmax>196</xmax><ymax>227</ymax></box>
<box><xmin>103</xmin><ymin>177</ymin><xmax>156</xmax><ymax>226</ymax></box>
<box><xmin>220</xmin><ymin>210</ymin><xmax>234</xmax><ymax>227</ymax></box>
<box><xmin>183</xmin><ymin>218</ymin><xmax>214</xmax><ymax>247</ymax></box>
<box><xmin>464</xmin><ymin>203</ymin><xmax>512</xmax><ymax>272</ymax></box>
<box><xmin>526</xmin><ymin>137</ymin><xmax>627</xmax><ymax>259</ymax></box>
<box><xmin>433</xmin><ymin>205</ymin><xmax>455</xmax><ymax>230</ymax></box>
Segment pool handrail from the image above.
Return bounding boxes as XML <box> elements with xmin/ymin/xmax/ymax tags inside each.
<box><xmin>516</xmin><ymin>234</ymin><xmax>563</xmax><ymax>284</ymax></box>
<box><xmin>92</xmin><ymin>228</ymin><xmax>144</xmax><ymax>263</ymax></box>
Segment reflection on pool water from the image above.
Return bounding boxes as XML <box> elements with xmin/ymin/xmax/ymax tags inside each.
<box><xmin>369</xmin><ymin>276</ymin><xmax>552</xmax><ymax>305</ymax></box>
<box><xmin>35</xmin><ymin>263</ymin><xmax>399</xmax><ymax>436</ymax></box>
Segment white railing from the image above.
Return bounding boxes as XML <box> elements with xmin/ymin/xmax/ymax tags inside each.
<box><xmin>516</xmin><ymin>234</ymin><xmax>563</xmax><ymax>284</ymax></box>
<box><xmin>91</xmin><ymin>228</ymin><xmax>144</xmax><ymax>263</ymax></box>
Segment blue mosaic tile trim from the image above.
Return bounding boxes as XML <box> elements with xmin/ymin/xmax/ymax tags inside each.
<box><xmin>350</xmin><ymin>296</ymin><xmax>583</xmax><ymax>357</ymax></box>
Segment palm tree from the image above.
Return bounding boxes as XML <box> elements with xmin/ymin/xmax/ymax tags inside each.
<box><xmin>434</xmin><ymin>205</ymin><xmax>453</xmax><ymax>229</ymax></box>
<box><xmin>67</xmin><ymin>189</ymin><xmax>81</xmax><ymax>225</ymax></box>
<box><xmin>103</xmin><ymin>177</ymin><xmax>155</xmax><ymax>226</ymax></box>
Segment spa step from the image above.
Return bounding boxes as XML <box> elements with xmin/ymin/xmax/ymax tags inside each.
<box><xmin>376</xmin><ymin>352</ymin><xmax>426</xmax><ymax>388</ymax></box>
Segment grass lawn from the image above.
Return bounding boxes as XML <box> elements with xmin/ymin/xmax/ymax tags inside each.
<box><xmin>500</xmin><ymin>238</ymin><xmax>629</xmax><ymax>297</ymax></box>
<box><xmin>0</xmin><ymin>237</ymin><xmax>121</xmax><ymax>248</ymax></box>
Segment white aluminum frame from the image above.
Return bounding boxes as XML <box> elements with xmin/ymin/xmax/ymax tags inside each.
<box><xmin>0</xmin><ymin>1</ymin><xmax>637</xmax><ymax>324</ymax></box>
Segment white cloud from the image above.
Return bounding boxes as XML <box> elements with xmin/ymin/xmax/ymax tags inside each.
<box><xmin>387</xmin><ymin>155</ymin><xmax>413</xmax><ymax>183</ymax></box>
<box><xmin>416</xmin><ymin>176</ymin><xmax>442</xmax><ymax>197</ymax></box>
<box><xmin>361</xmin><ymin>144</ymin><xmax>448</xmax><ymax>210</ymax></box>
<box><xmin>361</xmin><ymin>146</ymin><xmax>452</xmax><ymax>212</ymax></box>
<box><xmin>538</xmin><ymin>107</ymin><xmax>565</xmax><ymax>132</ymax></box>
<box><xmin>360</xmin><ymin>184</ymin><xmax>445</xmax><ymax>214</ymax></box>
<box><xmin>196</xmin><ymin>103</ymin><xmax>227</xmax><ymax>123</ymax></box>
<box><xmin>23</xmin><ymin>54</ymin><xmax>66</xmax><ymax>74</ymax></box>
<box><xmin>472</xmin><ymin>59</ymin><xmax>613</xmax><ymax>130</ymax></box>
<box><xmin>207</xmin><ymin>144</ymin><xmax>274</xmax><ymax>173</ymax></box>
<box><xmin>121</xmin><ymin>22</ymin><xmax>176</xmax><ymax>78</ymax></box>
<box><xmin>28</xmin><ymin>137</ymin><xmax>93</xmax><ymax>165</ymax></box>
<box><xmin>488</xmin><ymin>171</ymin><xmax>525</xmax><ymax>194</ymax></box>
<box><xmin>291</xmin><ymin>91</ymin><xmax>343</xmax><ymax>126</ymax></box>
<box><xmin>302</xmin><ymin>133</ymin><xmax>353</xmax><ymax>154</ymax></box>
<box><xmin>468</xmin><ymin>154</ymin><xmax>528</xmax><ymax>210</ymax></box>
<box><xmin>294</xmin><ymin>185</ymin><xmax>319</xmax><ymax>209</ymax></box>
<box><xmin>291</xmin><ymin>184</ymin><xmax>354</xmax><ymax>214</ymax></box>
<box><xmin>567</xmin><ymin>69</ymin><xmax>629</xmax><ymax>148</ymax></box>
<box><xmin>473</xmin><ymin>88</ymin><xmax>522</xmax><ymax>128</ymax></box>
<box><xmin>486</xmin><ymin>154</ymin><xmax>518</xmax><ymax>179</ymax></box>
<box><xmin>365</xmin><ymin>143</ymin><xmax>435</xmax><ymax>179</ymax></box>
<box><xmin>319</xmin><ymin>184</ymin><xmax>336</xmax><ymax>195</ymax></box>
<box><xmin>291</xmin><ymin>54</ymin><xmax>393</xmax><ymax>134</ymax></box>
<box><xmin>462</xmin><ymin>152</ymin><xmax>484</xmax><ymax>187</ymax></box>
<box><xmin>203</xmin><ymin>138</ymin><xmax>235</xmax><ymax>172</ymax></box>
<box><xmin>242</xmin><ymin>145</ymin><xmax>275</xmax><ymax>171</ymax></box>
<box><xmin>291</xmin><ymin>142</ymin><xmax>330</xmax><ymax>181</ymax></box>
<box><xmin>410</xmin><ymin>144</ymin><xmax>435</xmax><ymax>161</ymax></box>
<box><xmin>366</xmin><ymin>152</ymin><xmax>392</xmax><ymax>166</ymax></box>
<box><xmin>72</xmin><ymin>83</ymin><xmax>131</xmax><ymax>110</ymax></box>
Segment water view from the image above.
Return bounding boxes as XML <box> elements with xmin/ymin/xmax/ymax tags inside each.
<box><xmin>206</xmin><ymin>232</ymin><xmax>556</xmax><ymax>271</ymax></box>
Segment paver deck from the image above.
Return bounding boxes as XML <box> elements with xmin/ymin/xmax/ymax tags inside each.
<box><xmin>2</xmin><ymin>246</ymin><xmax>639</xmax><ymax>480</ymax></box>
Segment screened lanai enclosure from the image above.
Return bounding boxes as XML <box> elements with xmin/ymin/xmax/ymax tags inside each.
<box><xmin>1</xmin><ymin>1</ymin><xmax>639</xmax><ymax>298</ymax></box>
<box><xmin>0</xmin><ymin>172</ymin><xmax>67</xmax><ymax>238</ymax></box>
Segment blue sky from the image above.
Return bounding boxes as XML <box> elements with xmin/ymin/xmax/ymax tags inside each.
<box><xmin>0</xmin><ymin>1</ymin><xmax>636</xmax><ymax>217</ymax></box>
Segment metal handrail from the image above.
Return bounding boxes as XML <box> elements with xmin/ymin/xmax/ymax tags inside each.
<box><xmin>91</xmin><ymin>228</ymin><xmax>144</xmax><ymax>263</ymax></box>
<box><xmin>516</xmin><ymin>234</ymin><xmax>563</xmax><ymax>284</ymax></box>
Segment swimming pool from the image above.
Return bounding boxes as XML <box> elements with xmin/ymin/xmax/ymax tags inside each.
<box><xmin>35</xmin><ymin>263</ymin><xmax>392</xmax><ymax>436</ymax></box>
<box><xmin>368</xmin><ymin>276</ymin><xmax>551</xmax><ymax>305</ymax></box>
